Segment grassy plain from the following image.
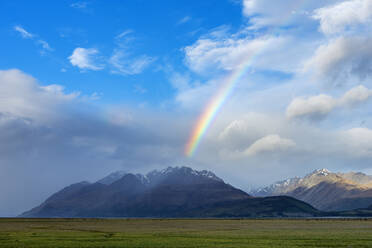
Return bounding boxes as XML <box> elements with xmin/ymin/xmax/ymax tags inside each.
<box><xmin>0</xmin><ymin>218</ymin><xmax>372</xmax><ymax>248</ymax></box>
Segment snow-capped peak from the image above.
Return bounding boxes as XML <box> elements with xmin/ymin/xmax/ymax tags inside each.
<box><xmin>97</xmin><ymin>170</ymin><xmax>127</xmax><ymax>185</ymax></box>
<box><xmin>147</xmin><ymin>166</ymin><xmax>224</xmax><ymax>182</ymax></box>
<box><xmin>98</xmin><ymin>166</ymin><xmax>225</xmax><ymax>186</ymax></box>
<box><xmin>199</xmin><ymin>170</ymin><xmax>224</xmax><ymax>182</ymax></box>
<box><xmin>311</xmin><ymin>168</ymin><xmax>331</xmax><ymax>176</ymax></box>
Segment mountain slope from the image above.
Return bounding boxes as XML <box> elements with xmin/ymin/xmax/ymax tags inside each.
<box><xmin>185</xmin><ymin>196</ymin><xmax>320</xmax><ymax>218</ymax></box>
<box><xmin>21</xmin><ymin>167</ymin><xmax>319</xmax><ymax>218</ymax></box>
<box><xmin>251</xmin><ymin>169</ymin><xmax>372</xmax><ymax>211</ymax></box>
<box><xmin>97</xmin><ymin>171</ymin><xmax>127</xmax><ymax>185</ymax></box>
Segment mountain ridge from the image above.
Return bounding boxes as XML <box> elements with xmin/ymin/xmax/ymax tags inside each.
<box><xmin>251</xmin><ymin>168</ymin><xmax>372</xmax><ymax>211</ymax></box>
<box><xmin>20</xmin><ymin>166</ymin><xmax>320</xmax><ymax>218</ymax></box>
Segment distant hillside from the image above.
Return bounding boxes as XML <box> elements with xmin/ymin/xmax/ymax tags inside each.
<box><xmin>335</xmin><ymin>204</ymin><xmax>372</xmax><ymax>217</ymax></box>
<box><xmin>21</xmin><ymin>167</ymin><xmax>320</xmax><ymax>218</ymax></box>
<box><xmin>251</xmin><ymin>169</ymin><xmax>372</xmax><ymax>211</ymax></box>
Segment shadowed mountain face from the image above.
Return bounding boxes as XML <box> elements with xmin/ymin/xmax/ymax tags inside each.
<box><xmin>21</xmin><ymin>167</ymin><xmax>320</xmax><ymax>218</ymax></box>
<box><xmin>251</xmin><ymin>169</ymin><xmax>372</xmax><ymax>211</ymax></box>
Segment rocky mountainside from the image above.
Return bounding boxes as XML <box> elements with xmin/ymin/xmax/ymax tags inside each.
<box><xmin>251</xmin><ymin>169</ymin><xmax>372</xmax><ymax>211</ymax></box>
<box><xmin>21</xmin><ymin>167</ymin><xmax>320</xmax><ymax>218</ymax></box>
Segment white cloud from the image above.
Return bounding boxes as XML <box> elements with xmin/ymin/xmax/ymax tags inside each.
<box><xmin>313</xmin><ymin>0</ymin><xmax>372</xmax><ymax>35</ymax></box>
<box><xmin>184</xmin><ymin>34</ymin><xmax>272</xmax><ymax>73</ymax></box>
<box><xmin>0</xmin><ymin>69</ymin><xmax>79</xmax><ymax>122</ymax></box>
<box><xmin>68</xmin><ymin>48</ymin><xmax>103</xmax><ymax>71</ymax></box>
<box><xmin>14</xmin><ymin>25</ymin><xmax>33</xmax><ymax>39</ymax></box>
<box><xmin>242</xmin><ymin>0</ymin><xmax>339</xmax><ymax>28</ymax></box>
<box><xmin>243</xmin><ymin>0</ymin><xmax>297</xmax><ymax>27</ymax></box>
<box><xmin>109</xmin><ymin>49</ymin><xmax>155</xmax><ymax>75</ymax></box>
<box><xmin>14</xmin><ymin>25</ymin><xmax>53</xmax><ymax>53</ymax></box>
<box><xmin>286</xmin><ymin>94</ymin><xmax>336</xmax><ymax>120</ymax></box>
<box><xmin>184</xmin><ymin>30</ymin><xmax>300</xmax><ymax>75</ymax></box>
<box><xmin>340</xmin><ymin>85</ymin><xmax>372</xmax><ymax>105</ymax></box>
<box><xmin>286</xmin><ymin>85</ymin><xmax>372</xmax><ymax>119</ymax></box>
<box><xmin>66</xmin><ymin>33</ymin><xmax>155</xmax><ymax>75</ymax></box>
<box><xmin>244</xmin><ymin>134</ymin><xmax>296</xmax><ymax>156</ymax></box>
<box><xmin>304</xmin><ymin>36</ymin><xmax>372</xmax><ymax>85</ymax></box>
<box><xmin>306</xmin><ymin>1</ymin><xmax>372</xmax><ymax>85</ymax></box>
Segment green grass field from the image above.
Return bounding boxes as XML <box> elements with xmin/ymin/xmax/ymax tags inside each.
<box><xmin>1</xmin><ymin>218</ymin><xmax>372</xmax><ymax>248</ymax></box>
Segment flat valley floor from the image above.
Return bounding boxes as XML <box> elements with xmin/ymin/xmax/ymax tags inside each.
<box><xmin>1</xmin><ymin>218</ymin><xmax>372</xmax><ymax>247</ymax></box>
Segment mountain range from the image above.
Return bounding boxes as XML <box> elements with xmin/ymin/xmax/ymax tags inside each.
<box><xmin>251</xmin><ymin>169</ymin><xmax>372</xmax><ymax>211</ymax></box>
<box><xmin>21</xmin><ymin>167</ymin><xmax>320</xmax><ymax>218</ymax></box>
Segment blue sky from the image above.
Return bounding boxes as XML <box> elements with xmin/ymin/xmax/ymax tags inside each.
<box><xmin>0</xmin><ymin>0</ymin><xmax>244</xmax><ymax>106</ymax></box>
<box><xmin>1</xmin><ymin>0</ymin><xmax>372</xmax><ymax>216</ymax></box>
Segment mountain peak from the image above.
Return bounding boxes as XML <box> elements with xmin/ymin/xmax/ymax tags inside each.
<box><xmin>96</xmin><ymin>166</ymin><xmax>224</xmax><ymax>188</ymax></box>
<box><xmin>147</xmin><ymin>166</ymin><xmax>224</xmax><ymax>183</ymax></box>
<box><xmin>97</xmin><ymin>170</ymin><xmax>127</xmax><ymax>185</ymax></box>
<box><xmin>251</xmin><ymin>168</ymin><xmax>372</xmax><ymax>211</ymax></box>
<box><xmin>310</xmin><ymin>168</ymin><xmax>331</xmax><ymax>176</ymax></box>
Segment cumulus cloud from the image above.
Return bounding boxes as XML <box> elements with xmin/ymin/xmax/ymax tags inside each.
<box><xmin>286</xmin><ymin>94</ymin><xmax>336</xmax><ymax>120</ymax></box>
<box><xmin>304</xmin><ymin>36</ymin><xmax>372</xmax><ymax>85</ymax></box>
<box><xmin>313</xmin><ymin>0</ymin><xmax>372</xmax><ymax>35</ymax></box>
<box><xmin>286</xmin><ymin>85</ymin><xmax>372</xmax><ymax>119</ymax></box>
<box><xmin>340</xmin><ymin>84</ymin><xmax>372</xmax><ymax>105</ymax></box>
<box><xmin>307</xmin><ymin>1</ymin><xmax>372</xmax><ymax>85</ymax></box>
<box><xmin>0</xmin><ymin>69</ymin><xmax>79</xmax><ymax>122</ymax></box>
<box><xmin>68</xmin><ymin>48</ymin><xmax>104</xmax><ymax>71</ymax></box>
<box><xmin>244</xmin><ymin>135</ymin><xmax>295</xmax><ymax>156</ymax></box>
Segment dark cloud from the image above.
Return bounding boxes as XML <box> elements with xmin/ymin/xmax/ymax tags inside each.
<box><xmin>0</xmin><ymin>69</ymin><xmax>187</xmax><ymax>216</ymax></box>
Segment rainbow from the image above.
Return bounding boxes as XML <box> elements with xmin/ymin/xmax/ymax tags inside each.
<box><xmin>184</xmin><ymin>59</ymin><xmax>254</xmax><ymax>157</ymax></box>
<box><xmin>184</xmin><ymin>0</ymin><xmax>309</xmax><ymax>157</ymax></box>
